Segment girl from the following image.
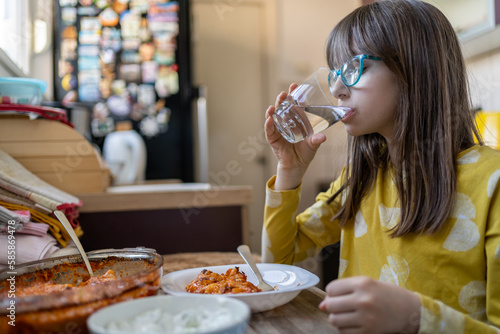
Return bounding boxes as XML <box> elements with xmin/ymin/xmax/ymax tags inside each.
<box><xmin>262</xmin><ymin>0</ymin><xmax>500</xmax><ymax>333</ymax></box>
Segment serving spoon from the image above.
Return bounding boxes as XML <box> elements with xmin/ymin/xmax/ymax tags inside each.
<box><xmin>54</xmin><ymin>210</ymin><xmax>94</xmax><ymax>277</ymax></box>
<box><xmin>237</xmin><ymin>245</ymin><xmax>274</xmax><ymax>291</ymax></box>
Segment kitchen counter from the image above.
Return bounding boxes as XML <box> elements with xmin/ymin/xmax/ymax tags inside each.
<box><xmin>75</xmin><ymin>183</ymin><xmax>253</xmax><ymax>255</ymax></box>
<box><xmin>77</xmin><ymin>182</ymin><xmax>252</xmax><ymax>212</ymax></box>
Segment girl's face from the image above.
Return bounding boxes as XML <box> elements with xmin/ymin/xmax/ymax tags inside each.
<box><xmin>330</xmin><ymin>56</ymin><xmax>399</xmax><ymax>143</ymax></box>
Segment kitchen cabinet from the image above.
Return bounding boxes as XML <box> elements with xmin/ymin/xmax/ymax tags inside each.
<box><xmin>76</xmin><ymin>182</ymin><xmax>252</xmax><ymax>254</ymax></box>
<box><xmin>425</xmin><ymin>0</ymin><xmax>500</xmax><ymax>58</ymax></box>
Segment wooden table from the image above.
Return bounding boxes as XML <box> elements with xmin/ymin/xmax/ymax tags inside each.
<box><xmin>162</xmin><ymin>252</ymin><xmax>339</xmax><ymax>333</ymax></box>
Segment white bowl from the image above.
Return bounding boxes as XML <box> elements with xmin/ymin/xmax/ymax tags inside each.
<box><xmin>162</xmin><ymin>263</ymin><xmax>320</xmax><ymax>313</ymax></box>
<box><xmin>87</xmin><ymin>295</ymin><xmax>250</xmax><ymax>334</ymax></box>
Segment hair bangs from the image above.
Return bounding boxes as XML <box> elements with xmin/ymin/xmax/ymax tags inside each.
<box><xmin>327</xmin><ymin>4</ymin><xmax>393</xmax><ymax>70</ymax></box>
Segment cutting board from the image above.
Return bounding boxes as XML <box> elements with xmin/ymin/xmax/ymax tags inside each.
<box><xmin>0</xmin><ymin>116</ymin><xmax>110</xmax><ymax>194</ymax></box>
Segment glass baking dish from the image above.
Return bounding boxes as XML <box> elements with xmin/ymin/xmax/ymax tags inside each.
<box><xmin>0</xmin><ymin>247</ymin><xmax>163</xmax><ymax>334</ymax></box>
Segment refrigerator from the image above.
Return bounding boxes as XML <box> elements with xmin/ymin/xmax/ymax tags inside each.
<box><xmin>52</xmin><ymin>0</ymin><xmax>204</xmax><ymax>182</ymax></box>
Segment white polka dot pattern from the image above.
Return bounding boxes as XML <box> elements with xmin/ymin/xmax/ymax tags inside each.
<box><xmin>338</xmin><ymin>259</ymin><xmax>348</xmax><ymax>278</ymax></box>
<box><xmin>438</xmin><ymin>300</ymin><xmax>466</xmax><ymax>333</ymax></box>
<box><xmin>379</xmin><ymin>204</ymin><xmax>400</xmax><ymax>230</ymax></box>
<box><xmin>443</xmin><ymin>215</ymin><xmax>480</xmax><ymax>252</ymax></box>
<box><xmin>308</xmin><ymin>201</ymin><xmax>331</xmax><ymax>218</ymax></box>
<box><xmin>379</xmin><ymin>255</ymin><xmax>409</xmax><ymax>286</ymax></box>
<box><xmin>459</xmin><ymin>281</ymin><xmax>486</xmax><ymax>320</ymax></box>
<box><xmin>261</xmin><ymin>229</ymin><xmax>274</xmax><ymax>263</ymax></box>
<box><xmin>303</xmin><ymin>203</ymin><xmax>327</xmax><ymax>237</ymax></box>
<box><xmin>420</xmin><ymin>302</ymin><xmax>466</xmax><ymax>334</ymax></box>
<box><xmin>450</xmin><ymin>193</ymin><xmax>476</xmax><ymax>219</ymax></box>
<box><xmin>354</xmin><ymin>210</ymin><xmax>367</xmax><ymax>237</ymax></box>
<box><xmin>457</xmin><ymin>149</ymin><xmax>480</xmax><ymax>165</ymax></box>
<box><xmin>266</xmin><ymin>189</ymin><xmax>282</xmax><ymax>208</ymax></box>
<box><xmin>487</xmin><ymin>170</ymin><xmax>500</xmax><ymax>198</ymax></box>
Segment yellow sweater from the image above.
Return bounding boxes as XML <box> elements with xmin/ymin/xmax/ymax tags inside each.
<box><xmin>263</xmin><ymin>145</ymin><xmax>500</xmax><ymax>333</ymax></box>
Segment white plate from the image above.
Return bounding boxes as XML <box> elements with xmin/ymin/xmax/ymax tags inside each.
<box><xmin>161</xmin><ymin>263</ymin><xmax>320</xmax><ymax>313</ymax></box>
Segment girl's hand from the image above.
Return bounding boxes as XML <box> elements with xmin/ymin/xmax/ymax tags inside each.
<box><xmin>265</xmin><ymin>83</ymin><xmax>327</xmax><ymax>190</ymax></box>
<box><xmin>319</xmin><ymin>276</ymin><xmax>421</xmax><ymax>334</ymax></box>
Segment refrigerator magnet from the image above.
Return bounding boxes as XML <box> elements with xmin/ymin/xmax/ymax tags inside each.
<box><xmin>80</xmin><ymin>17</ymin><xmax>102</xmax><ymax>31</ymax></box>
<box><xmin>139</xmin><ymin>43</ymin><xmax>155</xmax><ymax>62</ymax></box>
<box><xmin>62</xmin><ymin>90</ymin><xmax>78</xmax><ymax>105</ymax></box>
<box><xmin>91</xmin><ymin>117</ymin><xmax>115</xmax><ymax>137</ymax></box>
<box><xmin>122</xmin><ymin>38</ymin><xmax>141</xmax><ymax>50</ymax></box>
<box><xmin>61</xmin><ymin>7</ymin><xmax>77</xmax><ymax>25</ymax></box>
<box><xmin>93</xmin><ymin>102</ymin><xmax>110</xmax><ymax>119</ymax></box>
<box><xmin>78</xmin><ymin>84</ymin><xmax>101</xmax><ymax>102</ymax></box>
<box><xmin>77</xmin><ymin>6</ymin><xmax>100</xmax><ymax>16</ymax></box>
<box><xmin>78</xmin><ymin>70</ymin><xmax>101</xmax><ymax>85</ymax></box>
<box><xmin>101</xmin><ymin>28</ymin><xmax>122</xmax><ymax>51</ymax></box>
<box><xmin>121</xmin><ymin>50</ymin><xmax>141</xmax><ymax>64</ymax></box>
<box><xmin>111</xmin><ymin>79</ymin><xmax>127</xmax><ymax>95</ymax></box>
<box><xmin>155</xmin><ymin>66</ymin><xmax>179</xmax><ymax>97</ymax></box>
<box><xmin>79</xmin><ymin>30</ymin><xmax>101</xmax><ymax>45</ymax></box>
<box><xmin>137</xmin><ymin>84</ymin><xmax>156</xmax><ymax>106</ymax></box>
<box><xmin>58</xmin><ymin>59</ymin><xmax>76</xmax><ymax>78</ymax></box>
<box><xmin>113</xmin><ymin>0</ymin><xmax>129</xmax><ymax>14</ymax></box>
<box><xmin>61</xmin><ymin>26</ymin><xmax>77</xmax><ymax>39</ymax></box>
<box><xmin>153</xmin><ymin>32</ymin><xmax>176</xmax><ymax>51</ymax></box>
<box><xmin>139</xmin><ymin>115</ymin><xmax>161</xmax><ymax>138</ymax></box>
<box><xmin>78</xmin><ymin>44</ymin><xmax>100</xmax><ymax>57</ymax></box>
<box><xmin>141</xmin><ymin>61</ymin><xmax>158</xmax><ymax>84</ymax></box>
<box><xmin>78</xmin><ymin>56</ymin><xmax>100</xmax><ymax>71</ymax></box>
<box><xmin>107</xmin><ymin>95</ymin><xmax>132</xmax><ymax>117</ymax></box>
<box><xmin>59</xmin><ymin>0</ymin><xmax>77</xmax><ymax>6</ymax></box>
<box><xmin>79</xmin><ymin>0</ymin><xmax>93</xmax><ymax>6</ymax></box>
<box><xmin>154</xmin><ymin>51</ymin><xmax>175</xmax><ymax>66</ymax></box>
<box><xmin>99</xmin><ymin>79</ymin><xmax>113</xmax><ymax>99</ymax></box>
<box><xmin>120</xmin><ymin>10</ymin><xmax>141</xmax><ymax>39</ymax></box>
<box><xmin>99</xmin><ymin>7</ymin><xmax>119</xmax><ymax>26</ymax></box>
<box><xmin>101</xmin><ymin>63</ymin><xmax>116</xmax><ymax>81</ymax></box>
<box><xmin>130</xmin><ymin>0</ymin><xmax>149</xmax><ymax>14</ymax></box>
<box><xmin>119</xmin><ymin>64</ymin><xmax>141</xmax><ymax>83</ymax></box>
<box><xmin>95</xmin><ymin>0</ymin><xmax>111</xmax><ymax>9</ymax></box>
<box><xmin>139</xmin><ymin>18</ymin><xmax>151</xmax><ymax>42</ymax></box>
<box><xmin>100</xmin><ymin>48</ymin><xmax>116</xmax><ymax>65</ymax></box>
<box><xmin>61</xmin><ymin>39</ymin><xmax>78</xmax><ymax>59</ymax></box>
<box><xmin>61</xmin><ymin>74</ymin><xmax>77</xmax><ymax>91</ymax></box>
<box><xmin>127</xmin><ymin>82</ymin><xmax>138</xmax><ymax>101</ymax></box>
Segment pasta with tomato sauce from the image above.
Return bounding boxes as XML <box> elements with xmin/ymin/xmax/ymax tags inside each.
<box><xmin>186</xmin><ymin>267</ymin><xmax>261</xmax><ymax>294</ymax></box>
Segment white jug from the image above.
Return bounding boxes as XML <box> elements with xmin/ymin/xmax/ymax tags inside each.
<box><xmin>103</xmin><ymin>130</ymin><xmax>147</xmax><ymax>185</ymax></box>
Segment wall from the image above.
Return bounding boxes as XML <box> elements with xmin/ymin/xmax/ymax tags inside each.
<box><xmin>269</xmin><ymin>0</ymin><xmax>360</xmax><ymax>215</ymax></box>
<box><xmin>466</xmin><ymin>50</ymin><xmax>500</xmax><ymax>112</ymax></box>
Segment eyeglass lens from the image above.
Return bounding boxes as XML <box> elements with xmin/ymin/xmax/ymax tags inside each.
<box><xmin>342</xmin><ymin>58</ymin><xmax>361</xmax><ymax>86</ymax></box>
<box><xmin>328</xmin><ymin>56</ymin><xmax>362</xmax><ymax>94</ymax></box>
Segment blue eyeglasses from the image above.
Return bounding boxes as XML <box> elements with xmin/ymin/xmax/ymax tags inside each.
<box><xmin>328</xmin><ymin>54</ymin><xmax>382</xmax><ymax>90</ymax></box>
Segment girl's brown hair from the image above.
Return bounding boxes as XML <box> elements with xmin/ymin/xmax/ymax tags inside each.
<box><xmin>326</xmin><ymin>0</ymin><xmax>482</xmax><ymax>236</ymax></box>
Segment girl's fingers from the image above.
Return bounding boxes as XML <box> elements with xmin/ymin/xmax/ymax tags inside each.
<box><xmin>275</xmin><ymin>91</ymin><xmax>287</xmax><ymax>108</ymax></box>
<box><xmin>327</xmin><ymin>312</ymin><xmax>361</xmax><ymax>330</ymax></box>
<box><xmin>265</xmin><ymin>109</ymin><xmax>278</xmax><ymax>140</ymax></box>
<box><xmin>265</xmin><ymin>105</ymin><xmax>275</xmax><ymax>118</ymax></box>
<box><xmin>289</xmin><ymin>83</ymin><xmax>298</xmax><ymax>94</ymax></box>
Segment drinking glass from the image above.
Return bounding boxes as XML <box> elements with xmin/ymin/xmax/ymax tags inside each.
<box><xmin>272</xmin><ymin>67</ymin><xmax>351</xmax><ymax>143</ymax></box>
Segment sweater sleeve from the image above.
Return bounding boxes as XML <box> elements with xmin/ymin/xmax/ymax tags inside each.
<box><xmin>262</xmin><ymin>171</ymin><xmax>345</xmax><ymax>265</ymax></box>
